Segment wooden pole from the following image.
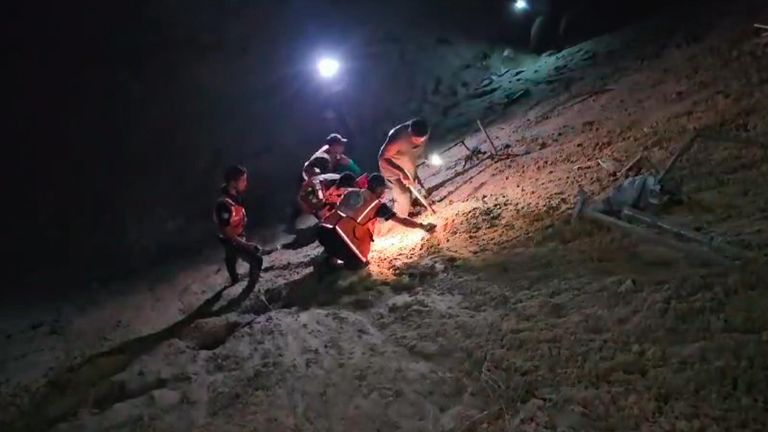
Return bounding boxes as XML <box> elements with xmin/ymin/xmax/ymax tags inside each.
<box><xmin>476</xmin><ymin>119</ymin><xmax>499</xmax><ymax>154</ymax></box>
<box><xmin>459</xmin><ymin>139</ymin><xmax>471</xmax><ymax>153</ymax></box>
<box><xmin>659</xmin><ymin>133</ymin><xmax>699</xmax><ymax>183</ymax></box>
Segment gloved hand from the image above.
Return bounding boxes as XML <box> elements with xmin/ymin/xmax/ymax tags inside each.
<box><xmin>420</xmin><ymin>222</ymin><xmax>437</xmax><ymax>233</ymax></box>
<box><xmin>247</xmin><ymin>242</ymin><xmax>262</xmax><ymax>253</ymax></box>
<box><xmin>260</xmin><ymin>245</ymin><xmax>279</xmax><ymax>256</ymax></box>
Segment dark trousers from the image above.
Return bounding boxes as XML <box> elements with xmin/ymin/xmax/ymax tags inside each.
<box><xmin>219</xmin><ymin>237</ymin><xmax>263</xmax><ymax>284</ymax></box>
<box><xmin>317</xmin><ymin>226</ymin><xmax>367</xmax><ymax>271</ymax></box>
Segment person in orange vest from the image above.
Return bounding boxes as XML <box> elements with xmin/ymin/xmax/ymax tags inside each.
<box><xmin>316</xmin><ymin>172</ymin><xmax>367</xmax><ymax>219</ymax></box>
<box><xmin>378</xmin><ymin>118</ymin><xmax>430</xmax><ymax>218</ymax></box>
<box><xmin>297</xmin><ymin>172</ymin><xmax>341</xmax><ymax>217</ymax></box>
<box><xmin>296</xmin><ymin>172</ymin><xmax>369</xmax><ymax>221</ymax></box>
<box><xmin>213</xmin><ymin>165</ymin><xmax>264</xmax><ymax>286</ymax></box>
<box><xmin>318</xmin><ymin>173</ymin><xmax>436</xmax><ymax>270</ymax></box>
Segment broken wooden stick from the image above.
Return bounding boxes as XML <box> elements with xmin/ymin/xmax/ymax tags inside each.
<box><xmin>459</xmin><ymin>139</ymin><xmax>471</xmax><ymax>153</ymax></box>
<box><xmin>617</xmin><ymin>152</ymin><xmax>644</xmax><ymax>178</ymax></box>
<box><xmin>571</xmin><ymin>189</ymin><xmax>732</xmax><ymax>264</ymax></box>
<box><xmin>659</xmin><ymin>133</ymin><xmax>700</xmax><ymax>183</ymax></box>
<box><xmin>620</xmin><ymin>207</ymin><xmax>750</xmax><ymax>261</ymax></box>
<box><xmin>641</xmin><ymin>155</ymin><xmax>662</xmax><ymax>175</ymax></box>
<box><xmin>476</xmin><ymin>119</ymin><xmax>499</xmax><ymax>154</ymax></box>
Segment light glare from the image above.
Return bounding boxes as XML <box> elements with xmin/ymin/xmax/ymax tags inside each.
<box><xmin>317</xmin><ymin>57</ymin><xmax>340</xmax><ymax>78</ymax></box>
<box><xmin>429</xmin><ymin>153</ymin><xmax>444</xmax><ymax>166</ymax></box>
<box><xmin>513</xmin><ymin>0</ymin><xmax>529</xmax><ymax>11</ymax></box>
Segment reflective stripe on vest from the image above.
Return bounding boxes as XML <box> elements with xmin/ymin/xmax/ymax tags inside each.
<box><xmin>324</xmin><ymin>186</ymin><xmax>347</xmax><ymax>206</ymax></box>
<box><xmin>321</xmin><ymin>189</ymin><xmax>382</xmax><ymax>263</ymax></box>
<box><xmin>298</xmin><ymin>174</ymin><xmax>341</xmax><ymax>215</ymax></box>
<box><xmin>215</xmin><ymin>197</ymin><xmax>247</xmax><ymax>236</ymax></box>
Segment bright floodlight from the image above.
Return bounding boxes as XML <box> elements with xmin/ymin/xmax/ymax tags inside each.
<box><xmin>317</xmin><ymin>57</ymin><xmax>340</xmax><ymax>78</ymax></box>
<box><xmin>429</xmin><ymin>153</ymin><xmax>444</xmax><ymax>166</ymax></box>
<box><xmin>513</xmin><ymin>0</ymin><xmax>529</xmax><ymax>11</ymax></box>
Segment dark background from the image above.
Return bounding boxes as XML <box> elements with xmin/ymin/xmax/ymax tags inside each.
<box><xmin>5</xmin><ymin>0</ymin><xmax>676</xmax><ymax>292</ymax></box>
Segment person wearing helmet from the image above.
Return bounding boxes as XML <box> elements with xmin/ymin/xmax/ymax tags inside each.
<box><xmin>317</xmin><ymin>173</ymin><xmax>436</xmax><ymax>270</ymax></box>
<box><xmin>213</xmin><ymin>165</ymin><xmax>264</xmax><ymax>286</ymax></box>
<box><xmin>377</xmin><ymin>118</ymin><xmax>430</xmax><ymax>218</ymax></box>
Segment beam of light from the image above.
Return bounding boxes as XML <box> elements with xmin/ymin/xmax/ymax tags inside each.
<box><xmin>512</xmin><ymin>0</ymin><xmax>529</xmax><ymax>12</ymax></box>
<box><xmin>371</xmin><ymin>228</ymin><xmax>427</xmax><ymax>254</ymax></box>
<box><xmin>428</xmin><ymin>153</ymin><xmax>444</xmax><ymax>166</ymax></box>
<box><xmin>317</xmin><ymin>57</ymin><xmax>340</xmax><ymax>78</ymax></box>
<box><xmin>371</xmin><ymin>213</ymin><xmax>439</xmax><ymax>255</ymax></box>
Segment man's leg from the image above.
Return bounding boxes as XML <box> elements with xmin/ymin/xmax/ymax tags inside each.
<box><xmin>388</xmin><ymin>178</ymin><xmax>412</xmax><ymax>217</ymax></box>
<box><xmin>341</xmin><ymin>252</ymin><xmax>367</xmax><ymax>271</ymax></box>
<box><xmin>318</xmin><ymin>227</ymin><xmax>367</xmax><ymax>270</ymax></box>
<box><xmin>233</xmin><ymin>244</ymin><xmax>264</xmax><ymax>286</ymax></box>
<box><xmin>220</xmin><ymin>239</ymin><xmax>240</xmax><ymax>284</ymax></box>
<box><xmin>317</xmin><ymin>226</ymin><xmax>343</xmax><ymax>263</ymax></box>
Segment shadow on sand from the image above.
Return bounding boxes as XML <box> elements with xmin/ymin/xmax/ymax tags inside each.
<box><xmin>3</xmin><ymin>263</ymin><xmax>381</xmax><ymax>432</ymax></box>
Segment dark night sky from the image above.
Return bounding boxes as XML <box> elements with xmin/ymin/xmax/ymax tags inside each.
<box><xmin>5</xmin><ymin>0</ymin><xmax>671</xmax><ymax>293</ymax></box>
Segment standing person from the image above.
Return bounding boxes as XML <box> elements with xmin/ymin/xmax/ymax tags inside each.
<box><xmin>318</xmin><ymin>174</ymin><xmax>436</xmax><ymax>270</ymax></box>
<box><xmin>302</xmin><ymin>133</ymin><xmax>362</xmax><ymax>181</ymax></box>
<box><xmin>377</xmin><ymin>118</ymin><xmax>430</xmax><ymax>217</ymax></box>
<box><xmin>213</xmin><ymin>165</ymin><xmax>264</xmax><ymax>286</ymax></box>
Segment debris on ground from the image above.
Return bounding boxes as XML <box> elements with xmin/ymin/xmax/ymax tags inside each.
<box><xmin>2</xmin><ymin>1</ymin><xmax>768</xmax><ymax>431</ymax></box>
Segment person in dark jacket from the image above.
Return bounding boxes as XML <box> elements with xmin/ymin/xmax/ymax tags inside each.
<box><xmin>213</xmin><ymin>165</ymin><xmax>263</xmax><ymax>286</ymax></box>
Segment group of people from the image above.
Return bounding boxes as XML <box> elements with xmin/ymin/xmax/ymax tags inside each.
<box><xmin>212</xmin><ymin>118</ymin><xmax>437</xmax><ymax>286</ymax></box>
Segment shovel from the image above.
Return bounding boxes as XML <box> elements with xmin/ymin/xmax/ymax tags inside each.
<box><xmin>407</xmin><ymin>183</ymin><xmax>436</xmax><ymax>214</ymax></box>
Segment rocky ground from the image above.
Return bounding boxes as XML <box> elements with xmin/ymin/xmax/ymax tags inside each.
<box><xmin>2</xmin><ymin>1</ymin><xmax>768</xmax><ymax>431</ymax></box>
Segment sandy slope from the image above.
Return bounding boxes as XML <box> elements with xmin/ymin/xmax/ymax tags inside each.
<box><xmin>2</xmin><ymin>1</ymin><xmax>768</xmax><ymax>431</ymax></box>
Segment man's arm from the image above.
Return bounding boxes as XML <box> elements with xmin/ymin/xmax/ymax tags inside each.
<box><xmin>391</xmin><ymin>215</ymin><xmax>436</xmax><ymax>232</ymax></box>
<box><xmin>221</xmin><ymin>225</ymin><xmax>258</xmax><ymax>249</ymax></box>
<box><xmin>338</xmin><ymin>156</ymin><xmax>362</xmax><ymax>176</ymax></box>
<box><xmin>379</xmin><ymin>142</ymin><xmax>414</xmax><ymax>184</ymax></box>
<box><xmin>216</xmin><ymin>203</ymin><xmax>259</xmax><ymax>250</ymax></box>
<box><xmin>380</xmin><ymin>158</ymin><xmax>416</xmax><ymax>187</ymax></box>
<box><xmin>376</xmin><ymin>203</ymin><xmax>435</xmax><ymax>232</ymax></box>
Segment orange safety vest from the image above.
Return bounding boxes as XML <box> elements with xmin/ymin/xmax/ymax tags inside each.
<box><xmin>320</xmin><ymin>189</ymin><xmax>383</xmax><ymax>263</ymax></box>
<box><xmin>317</xmin><ymin>185</ymin><xmax>351</xmax><ymax>220</ymax></box>
<box><xmin>298</xmin><ymin>173</ymin><xmax>340</xmax><ymax>215</ymax></box>
<box><xmin>214</xmin><ymin>197</ymin><xmax>247</xmax><ymax>237</ymax></box>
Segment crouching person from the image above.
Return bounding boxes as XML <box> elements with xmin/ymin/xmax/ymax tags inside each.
<box><xmin>213</xmin><ymin>165</ymin><xmax>264</xmax><ymax>286</ymax></box>
<box><xmin>317</xmin><ymin>173</ymin><xmax>436</xmax><ymax>270</ymax></box>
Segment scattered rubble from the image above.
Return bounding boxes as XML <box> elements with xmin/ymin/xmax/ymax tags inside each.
<box><xmin>3</xmin><ymin>1</ymin><xmax>768</xmax><ymax>431</ymax></box>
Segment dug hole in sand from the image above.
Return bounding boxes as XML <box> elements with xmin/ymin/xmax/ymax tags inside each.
<box><xmin>2</xmin><ymin>1</ymin><xmax>768</xmax><ymax>430</ymax></box>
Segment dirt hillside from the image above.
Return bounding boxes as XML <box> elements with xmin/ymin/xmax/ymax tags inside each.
<box><xmin>2</xmin><ymin>1</ymin><xmax>767</xmax><ymax>431</ymax></box>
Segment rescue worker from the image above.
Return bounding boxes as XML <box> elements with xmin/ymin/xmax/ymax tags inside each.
<box><xmin>297</xmin><ymin>172</ymin><xmax>341</xmax><ymax>218</ymax></box>
<box><xmin>302</xmin><ymin>133</ymin><xmax>362</xmax><ymax>181</ymax></box>
<box><xmin>284</xmin><ymin>172</ymin><xmax>364</xmax><ymax>251</ymax></box>
<box><xmin>213</xmin><ymin>165</ymin><xmax>264</xmax><ymax>286</ymax></box>
<box><xmin>318</xmin><ymin>173</ymin><xmax>436</xmax><ymax>270</ymax></box>
<box><xmin>377</xmin><ymin>118</ymin><xmax>430</xmax><ymax>217</ymax></box>
<box><xmin>318</xmin><ymin>172</ymin><xmax>359</xmax><ymax>219</ymax></box>
<box><xmin>297</xmin><ymin>172</ymin><xmax>367</xmax><ymax>221</ymax></box>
